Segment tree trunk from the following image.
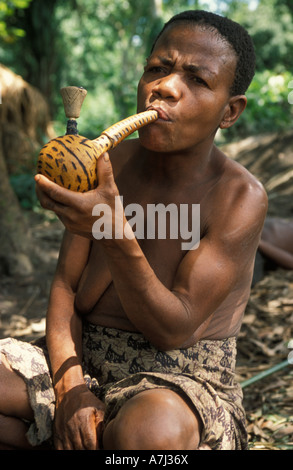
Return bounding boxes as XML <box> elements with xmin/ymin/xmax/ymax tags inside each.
<box><xmin>0</xmin><ymin>127</ymin><xmax>33</xmax><ymax>276</ymax></box>
<box><xmin>0</xmin><ymin>64</ymin><xmax>53</xmax><ymax>276</ymax></box>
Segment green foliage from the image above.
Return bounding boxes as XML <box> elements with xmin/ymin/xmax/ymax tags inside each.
<box><xmin>0</xmin><ymin>0</ymin><xmax>32</xmax><ymax>41</ymax></box>
<box><xmin>54</xmin><ymin>0</ymin><xmax>166</xmax><ymax>122</ymax></box>
<box><xmin>1</xmin><ymin>0</ymin><xmax>293</xmax><ymax>147</ymax></box>
<box><xmin>243</xmin><ymin>0</ymin><xmax>293</xmax><ymax>72</ymax></box>
<box><xmin>9</xmin><ymin>173</ymin><xmax>37</xmax><ymax>209</ymax></box>
<box><xmin>223</xmin><ymin>70</ymin><xmax>293</xmax><ymax>141</ymax></box>
<box><xmin>1</xmin><ymin>0</ymin><xmax>293</xmax><ymax>262</ymax></box>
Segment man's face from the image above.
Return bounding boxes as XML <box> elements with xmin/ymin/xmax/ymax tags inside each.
<box><xmin>137</xmin><ymin>23</ymin><xmax>237</xmax><ymax>154</ymax></box>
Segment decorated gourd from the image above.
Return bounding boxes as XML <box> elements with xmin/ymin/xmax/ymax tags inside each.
<box><xmin>37</xmin><ymin>86</ymin><xmax>158</xmax><ymax>192</ymax></box>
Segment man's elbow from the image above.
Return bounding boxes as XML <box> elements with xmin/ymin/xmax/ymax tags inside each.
<box><xmin>150</xmin><ymin>335</ymin><xmax>184</xmax><ymax>351</ymax></box>
<box><xmin>147</xmin><ymin>327</ymin><xmax>194</xmax><ymax>351</ymax></box>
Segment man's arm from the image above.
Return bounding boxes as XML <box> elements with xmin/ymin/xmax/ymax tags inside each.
<box><xmin>258</xmin><ymin>239</ymin><xmax>293</xmax><ymax>269</ymax></box>
<box><xmin>46</xmin><ymin>230</ymin><xmax>89</xmax><ymax>389</ymax></box>
<box><xmin>102</xmin><ymin>179</ymin><xmax>267</xmax><ymax>349</ymax></box>
<box><xmin>36</xmin><ymin>156</ymin><xmax>268</xmax><ymax>351</ymax></box>
<box><xmin>46</xmin><ymin>231</ymin><xmax>105</xmax><ymax>450</ymax></box>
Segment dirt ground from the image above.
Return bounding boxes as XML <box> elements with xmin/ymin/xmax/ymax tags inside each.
<box><xmin>0</xmin><ymin>129</ymin><xmax>292</xmax><ymax>450</ymax></box>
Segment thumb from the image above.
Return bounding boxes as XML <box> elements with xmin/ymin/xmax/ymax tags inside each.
<box><xmin>96</xmin><ymin>153</ymin><xmax>115</xmax><ymax>187</ymax></box>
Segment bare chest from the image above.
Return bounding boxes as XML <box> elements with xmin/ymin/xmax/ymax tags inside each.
<box><xmin>75</xmin><ymin>167</ymin><xmax>212</xmax><ymax>324</ymax></box>
<box><xmin>75</xmin><ymin>184</ymin><xmax>204</xmax><ymax>320</ymax></box>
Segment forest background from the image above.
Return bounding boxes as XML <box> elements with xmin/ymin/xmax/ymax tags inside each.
<box><xmin>2</xmin><ymin>0</ymin><xmax>293</xmax><ymax>139</ymax></box>
<box><xmin>0</xmin><ymin>0</ymin><xmax>293</xmax><ymax>450</ymax></box>
<box><xmin>1</xmin><ymin>0</ymin><xmax>293</xmax><ymax>210</ymax></box>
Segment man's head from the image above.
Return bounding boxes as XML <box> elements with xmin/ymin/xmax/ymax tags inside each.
<box><xmin>137</xmin><ymin>10</ymin><xmax>253</xmax><ymax>154</ymax></box>
<box><xmin>151</xmin><ymin>10</ymin><xmax>256</xmax><ymax>96</ymax></box>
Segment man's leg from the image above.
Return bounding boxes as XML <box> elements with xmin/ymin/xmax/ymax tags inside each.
<box><xmin>103</xmin><ymin>388</ymin><xmax>202</xmax><ymax>450</ymax></box>
<box><xmin>0</xmin><ymin>354</ymin><xmax>34</xmax><ymax>449</ymax></box>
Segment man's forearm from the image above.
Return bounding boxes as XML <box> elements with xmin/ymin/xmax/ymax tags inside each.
<box><xmin>259</xmin><ymin>240</ymin><xmax>293</xmax><ymax>269</ymax></box>
<box><xmin>46</xmin><ymin>281</ymin><xmax>105</xmax><ymax>451</ymax></box>
<box><xmin>46</xmin><ymin>283</ymin><xmax>85</xmax><ymax>395</ymax></box>
<box><xmin>102</xmin><ymin>234</ymin><xmax>191</xmax><ymax>350</ymax></box>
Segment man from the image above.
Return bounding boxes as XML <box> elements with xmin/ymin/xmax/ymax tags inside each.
<box><xmin>253</xmin><ymin>218</ymin><xmax>293</xmax><ymax>285</ymax></box>
<box><xmin>259</xmin><ymin>218</ymin><xmax>293</xmax><ymax>270</ymax></box>
<box><xmin>0</xmin><ymin>10</ymin><xmax>267</xmax><ymax>450</ymax></box>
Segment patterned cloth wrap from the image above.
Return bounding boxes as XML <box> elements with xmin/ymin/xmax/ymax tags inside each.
<box><xmin>0</xmin><ymin>322</ymin><xmax>248</xmax><ymax>449</ymax></box>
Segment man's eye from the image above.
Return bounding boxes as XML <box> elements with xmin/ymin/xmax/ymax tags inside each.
<box><xmin>192</xmin><ymin>76</ymin><xmax>208</xmax><ymax>87</ymax></box>
<box><xmin>145</xmin><ymin>66</ymin><xmax>164</xmax><ymax>74</ymax></box>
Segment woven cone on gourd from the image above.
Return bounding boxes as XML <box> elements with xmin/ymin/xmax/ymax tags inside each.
<box><xmin>37</xmin><ymin>87</ymin><xmax>158</xmax><ymax>192</ymax></box>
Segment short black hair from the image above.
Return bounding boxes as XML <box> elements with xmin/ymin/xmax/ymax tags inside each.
<box><xmin>151</xmin><ymin>10</ymin><xmax>256</xmax><ymax>96</ymax></box>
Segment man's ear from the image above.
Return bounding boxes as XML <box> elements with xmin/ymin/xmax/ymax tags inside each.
<box><xmin>220</xmin><ymin>95</ymin><xmax>247</xmax><ymax>129</ymax></box>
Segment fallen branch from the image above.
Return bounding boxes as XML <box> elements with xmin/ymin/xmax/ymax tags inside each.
<box><xmin>240</xmin><ymin>359</ymin><xmax>290</xmax><ymax>389</ymax></box>
<box><xmin>265</xmin><ymin>168</ymin><xmax>293</xmax><ymax>192</ymax></box>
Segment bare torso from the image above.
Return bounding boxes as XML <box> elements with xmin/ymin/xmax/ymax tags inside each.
<box><xmin>75</xmin><ymin>139</ymin><xmax>256</xmax><ymax>346</ymax></box>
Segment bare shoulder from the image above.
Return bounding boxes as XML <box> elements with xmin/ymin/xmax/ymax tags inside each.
<box><xmin>219</xmin><ymin>148</ymin><xmax>267</xmax><ymax>209</ymax></box>
<box><xmin>208</xmin><ymin>148</ymin><xmax>268</xmax><ymax>241</ymax></box>
<box><xmin>109</xmin><ymin>138</ymin><xmax>140</xmax><ymax>177</ymax></box>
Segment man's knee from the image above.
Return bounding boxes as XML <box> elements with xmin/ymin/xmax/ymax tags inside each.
<box><xmin>0</xmin><ymin>353</ymin><xmax>33</xmax><ymax>420</ymax></box>
<box><xmin>103</xmin><ymin>388</ymin><xmax>201</xmax><ymax>450</ymax></box>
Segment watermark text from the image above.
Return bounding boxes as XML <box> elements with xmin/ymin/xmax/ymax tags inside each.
<box><xmin>92</xmin><ymin>196</ymin><xmax>200</xmax><ymax>250</ymax></box>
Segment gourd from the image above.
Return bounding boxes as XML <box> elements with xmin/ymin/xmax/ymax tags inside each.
<box><xmin>36</xmin><ymin>86</ymin><xmax>158</xmax><ymax>192</ymax></box>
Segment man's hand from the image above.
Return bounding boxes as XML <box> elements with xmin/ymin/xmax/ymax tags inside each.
<box><xmin>35</xmin><ymin>153</ymin><xmax>119</xmax><ymax>239</ymax></box>
<box><xmin>54</xmin><ymin>384</ymin><xmax>105</xmax><ymax>450</ymax></box>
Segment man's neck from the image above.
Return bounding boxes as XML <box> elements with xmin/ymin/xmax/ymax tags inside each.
<box><xmin>139</xmin><ymin>141</ymin><xmax>218</xmax><ymax>188</ymax></box>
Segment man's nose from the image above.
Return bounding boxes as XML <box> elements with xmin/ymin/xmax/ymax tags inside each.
<box><xmin>151</xmin><ymin>74</ymin><xmax>182</xmax><ymax>102</ymax></box>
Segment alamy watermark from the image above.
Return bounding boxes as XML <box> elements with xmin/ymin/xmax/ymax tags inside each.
<box><xmin>92</xmin><ymin>196</ymin><xmax>200</xmax><ymax>251</ymax></box>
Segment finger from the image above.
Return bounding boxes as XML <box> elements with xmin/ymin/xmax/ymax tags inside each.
<box><xmin>70</xmin><ymin>429</ymin><xmax>86</xmax><ymax>450</ymax></box>
<box><xmin>96</xmin><ymin>419</ymin><xmax>105</xmax><ymax>450</ymax></box>
<box><xmin>54</xmin><ymin>427</ymin><xmax>75</xmax><ymax>450</ymax></box>
<box><xmin>36</xmin><ymin>190</ymin><xmax>68</xmax><ymax>217</ymax></box>
<box><xmin>56</xmin><ymin>434</ymin><xmax>76</xmax><ymax>451</ymax></box>
<box><xmin>80</xmin><ymin>415</ymin><xmax>99</xmax><ymax>450</ymax></box>
<box><xmin>35</xmin><ymin>174</ymin><xmax>82</xmax><ymax>208</ymax></box>
<box><xmin>35</xmin><ymin>183</ymin><xmax>61</xmax><ymax>212</ymax></box>
<box><xmin>53</xmin><ymin>433</ymin><xmax>65</xmax><ymax>451</ymax></box>
<box><xmin>96</xmin><ymin>153</ymin><xmax>115</xmax><ymax>188</ymax></box>
<box><xmin>81</xmin><ymin>431</ymin><xmax>97</xmax><ymax>450</ymax></box>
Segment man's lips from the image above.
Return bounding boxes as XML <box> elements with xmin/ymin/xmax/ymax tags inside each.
<box><xmin>147</xmin><ymin>106</ymin><xmax>172</xmax><ymax>122</ymax></box>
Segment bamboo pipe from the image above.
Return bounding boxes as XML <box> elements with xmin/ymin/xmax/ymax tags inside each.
<box><xmin>37</xmin><ymin>87</ymin><xmax>158</xmax><ymax>192</ymax></box>
<box><xmin>92</xmin><ymin>109</ymin><xmax>159</xmax><ymax>155</ymax></box>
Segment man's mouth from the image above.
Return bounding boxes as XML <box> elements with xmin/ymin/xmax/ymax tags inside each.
<box><xmin>147</xmin><ymin>106</ymin><xmax>172</xmax><ymax>122</ymax></box>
